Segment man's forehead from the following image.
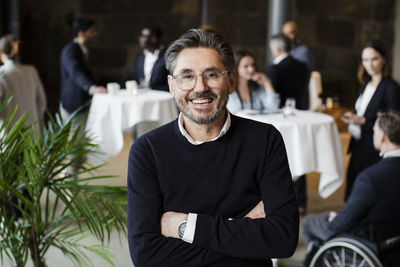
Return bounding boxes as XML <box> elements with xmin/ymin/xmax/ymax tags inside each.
<box><xmin>174</xmin><ymin>47</ymin><xmax>223</xmax><ymax>72</ymax></box>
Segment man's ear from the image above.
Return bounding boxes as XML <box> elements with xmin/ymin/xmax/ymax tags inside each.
<box><xmin>381</xmin><ymin>131</ymin><xmax>388</xmax><ymax>144</ymax></box>
<box><xmin>168</xmin><ymin>75</ymin><xmax>175</xmax><ymax>96</ymax></box>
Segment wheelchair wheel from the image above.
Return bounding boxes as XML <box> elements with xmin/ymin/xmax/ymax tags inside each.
<box><xmin>310</xmin><ymin>237</ymin><xmax>382</xmax><ymax>267</ymax></box>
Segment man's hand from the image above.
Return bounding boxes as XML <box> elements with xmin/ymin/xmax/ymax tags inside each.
<box><xmin>328</xmin><ymin>211</ymin><xmax>337</xmax><ymax>222</ymax></box>
<box><xmin>244</xmin><ymin>201</ymin><xmax>266</xmax><ymax>219</ymax></box>
<box><xmin>160</xmin><ymin>211</ymin><xmax>188</xmax><ymax>238</ymax></box>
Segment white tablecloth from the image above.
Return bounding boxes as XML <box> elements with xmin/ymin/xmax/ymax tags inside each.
<box><xmin>86</xmin><ymin>89</ymin><xmax>178</xmax><ymax>164</ymax></box>
<box><xmin>236</xmin><ymin>110</ymin><xmax>344</xmax><ymax>198</ymax></box>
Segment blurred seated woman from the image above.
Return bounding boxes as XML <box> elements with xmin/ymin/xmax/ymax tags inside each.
<box><xmin>227</xmin><ymin>50</ymin><xmax>279</xmax><ymax>114</ymax></box>
<box><xmin>340</xmin><ymin>40</ymin><xmax>400</xmax><ymax>200</ymax></box>
<box><xmin>0</xmin><ymin>34</ymin><xmax>47</xmax><ymax>135</ymax></box>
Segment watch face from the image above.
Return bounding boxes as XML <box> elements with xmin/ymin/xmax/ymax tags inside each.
<box><xmin>178</xmin><ymin>221</ymin><xmax>187</xmax><ymax>238</ymax></box>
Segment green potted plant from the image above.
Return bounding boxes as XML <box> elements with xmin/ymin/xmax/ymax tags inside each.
<box><xmin>0</xmin><ymin>96</ymin><xmax>127</xmax><ymax>267</ymax></box>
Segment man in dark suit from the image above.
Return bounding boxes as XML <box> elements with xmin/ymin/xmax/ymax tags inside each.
<box><xmin>60</xmin><ymin>17</ymin><xmax>106</xmax><ymax>115</ymax></box>
<box><xmin>265</xmin><ymin>33</ymin><xmax>310</xmax><ymax>110</ymax></box>
<box><xmin>131</xmin><ymin>25</ymin><xmax>169</xmax><ymax>91</ymax></box>
<box><xmin>60</xmin><ymin>17</ymin><xmax>107</xmax><ymax>174</ymax></box>
<box><xmin>302</xmin><ymin>110</ymin><xmax>400</xmax><ymax>265</ymax></box>
<box><xmin>265</xmin><ymin>33</ymin><xmax>310</xmax><ymax>215</ymax></box>
<box><xmin>282</xmin><ymin>21</ymin><xmax>313</xmax><ymax>71</ymax></box>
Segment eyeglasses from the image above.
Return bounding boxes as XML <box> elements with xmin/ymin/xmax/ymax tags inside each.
<box><xmin>172</xmin><ymin>70</ymin><xmax>229</xmax><ymax>90</ymax></box>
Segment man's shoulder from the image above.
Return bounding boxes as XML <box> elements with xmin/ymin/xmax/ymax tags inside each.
<box><xmin>275</xmin><ymin>56</ymin><xmax>307</xmax><ymax>72</ymax></box>
<box><xmin>62</xmin><ymin>42</ymin><xmax>78</xmax><ymax>51</ymax></box>
<box><xmin>135</xmin><ymin>119</ymin><xmax>177</xmax><ymax>145</ymax></box>
<box><xmin>159</xmin><ymin>48</ymin><xmax>167</xmax><ymax>57</ymax></box>
<box><xmin>366</xmin><ymin>157</ymin><xmax>400</xmax><ymax>171</ymax></box>
<box><xmin>292</xmin><ymin>43</ymin><xmax>310</xmax><ymax>53</ymax></box>
<box><xmin>61</xmin><ymin>42</ymin><xmax>80</xmax><ymax>58</ymax></box>
<box><xmin>231</xmin><ymin>114</ymin><xmax>280</xmax><ymax>137</ymax></box>
<box><xmin>358</xmin><ymin>157</ymin><xmax>400</xmax><ymax>184</ymax></box>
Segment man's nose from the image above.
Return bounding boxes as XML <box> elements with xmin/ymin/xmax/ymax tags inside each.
<box><xmin>193</xmin><ymin>74</ymin><xmax>207</xmax><ymax>92</ymax></box>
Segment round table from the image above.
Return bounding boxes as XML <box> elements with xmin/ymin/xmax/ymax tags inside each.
<box><xmin>236</xmin><ymin>109</ymin><xmax>344</xmax><ymax>198</ymax></box>
<box><xmin>85</xmin><ymin>89</ymin><xmax>178</xmax><ymax>165</ymax></box>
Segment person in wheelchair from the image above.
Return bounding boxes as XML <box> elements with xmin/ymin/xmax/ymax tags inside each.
<box><xmin>302</xmin><ymin>110</ymin><xmax>400</xmax><ymax>266</ymax></box>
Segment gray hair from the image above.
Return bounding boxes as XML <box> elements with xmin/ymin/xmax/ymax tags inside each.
<box><xmin>164</xmin><ymin>29</ymin><xmax>235</xmax><ymax>74</ymax></box>
<box><xmin>270</xmin><ymin>33</ymin><xmax>291</xmax><ymax>53</ymax></box>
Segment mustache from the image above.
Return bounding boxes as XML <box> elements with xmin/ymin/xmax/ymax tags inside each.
<box><xmin>186</xmin><ymin>91</ymin><xmax>218</xmax><ymax>101</ymax></box>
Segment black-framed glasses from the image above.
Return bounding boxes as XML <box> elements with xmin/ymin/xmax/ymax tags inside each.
<box><xmin>172</xmin><ymin>70</ymin><xmax>229</xmax><ymax>90</ymax></box>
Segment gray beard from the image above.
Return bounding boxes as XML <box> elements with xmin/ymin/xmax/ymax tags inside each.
<box><xmin>174</xmin><ymin>93</ymin><xmax>229</xmax><ymax>125</ymax></box>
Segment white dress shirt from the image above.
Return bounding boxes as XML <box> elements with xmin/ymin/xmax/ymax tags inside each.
<box><xmin>142</xmin><ymin>49</ymin><xmax>160</xmax><ymax>87</ymax></box>
<box><xmin>349</xmin><ymin>84</ymin><xmax>377</xmax><ymax>140</ymax></box>
<box><xmin>273</xmin><ymin>54</ymin><xmax>288</xmax><ymax>65</ymax></box>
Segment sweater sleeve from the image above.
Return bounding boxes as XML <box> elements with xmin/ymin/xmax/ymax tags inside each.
<box><xmin>192</xmin><ymin>128</ymin><xmax>299</xmax><ymax>259</ymax></box>
<box><xmin>127</xmin><ymin>139</ymin><xmax>228</xmax><ymax>267</ymax></box>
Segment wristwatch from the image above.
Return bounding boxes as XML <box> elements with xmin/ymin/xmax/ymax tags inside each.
<box><xmin>178</xmin><ymin>220</ymin><xmax>187</xmax><ymax>238</ymax></box>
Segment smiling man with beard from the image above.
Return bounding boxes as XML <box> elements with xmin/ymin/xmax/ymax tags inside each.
<box><xmin>127</xmin><ymin>29</ymin><xmax>299</xmax><ymax>267</ymax></box>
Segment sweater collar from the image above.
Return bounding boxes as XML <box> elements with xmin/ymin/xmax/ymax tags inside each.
<box><xmin>178</xmin><ymin>111</ymin><xmax>231</xmax><ymax>145</ymax></box>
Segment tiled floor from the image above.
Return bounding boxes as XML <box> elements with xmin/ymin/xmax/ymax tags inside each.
<box><xmin>2</xmin><ymin>132</ymin><xmax>351</xmax><ymax>267</ymax></box>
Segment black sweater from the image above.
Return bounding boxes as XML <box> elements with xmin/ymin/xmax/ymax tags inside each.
<box><xmin>127</xmin><ymin>114</ymin><xmax>299</xmax><ymax>267</ymax></box>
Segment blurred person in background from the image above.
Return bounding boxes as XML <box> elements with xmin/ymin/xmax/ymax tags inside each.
<box><xmin>0</xmin><ymin>34</ymin><xmax>47</xmax><ymax>135</ymax></box>
<box><xmin>303</xmin><ymin>111</ymin><xmax>400</xmax><ymax>266</ymax></box>
<box><xmin>59</xmin><ymin>16</ymin><xmax>107</xmax><ymax>174</ymax></box>
<box><xmin>265</xmin><ymin>33</ymin><xmax>310</xmax><ymax>215</ymax></box>
<box><xmin>282</xmin><ymin>20</ymin><xmax>313</xmax><ymax>71</ymax></box>
<box><xmin>227</xmin><ymin>49</ymin><xmax>279</xmax><ymax>114</ymax></box>
<box><xmin>341</xmin><ymin>40</ymin><xmax>400</xmax><ymax>200</ymax></box>
<box><xmin>131</xmin><ymin>25</ymin><xmax>168</xmax><ymax>91</ymax></box>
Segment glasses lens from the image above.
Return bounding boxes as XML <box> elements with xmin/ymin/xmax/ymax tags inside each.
<box><xmin>204</xmin><ymin>71</ymin><xmax>222</xmax><ymax>87</ymax></box>
<box><xmin>175</xmin><ymin>71</ymin><xmax>227</xmax><ymax>90</ymax></box>
<box><xmin>176</xmin><ymin>74</ymin><xmax>195</xmax><ymax>90</ymax></box>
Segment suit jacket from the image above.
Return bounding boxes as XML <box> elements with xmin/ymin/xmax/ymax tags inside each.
<box><xmin>0</xmin><ymin>60</ymin><xmax>47</xmax><ymax>134</ymax></box>
<box><xmin>60</xmin><ymin>42</ymin><xmax>94</xmax><ymax>113</ymax></box>
<box><xmin>350</xmin><ymin>78</ymin><xmax>400</xmax><ymax>152</ymax></box>
<box><xmin>131</xmin><ymin>49</ymin><xmax>169</xmax><ymax>91</ymax></box>
<box><xmin>328</xmin><ymin>156</ymin><xmax>400</xmax><ymax>237</ymax></box>
<box><xmin>291</xmin><ymin>42</ymin><xmax>313</xmax><ymax>71</ymax></box>
<box><xmin>265</xmin><ymin>56</ymin><xmax>310</xmax><ymax>110</ymax></box>
<box><xmin>346</xmin><ymin>79</ymin><xmax>400</xmax><ymax>179</ymax></box>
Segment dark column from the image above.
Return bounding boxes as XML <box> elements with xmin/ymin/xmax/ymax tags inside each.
<box><xmin>201</xmin><ymin>0</ymin><xmax>209</xmax><ymax>26</ymax></box>
<box><xmin>266</xmin><ymin>0</ymin><xmax>292</xmax><ymax>64</ymax></box>
<box><xmin>4</xmin><ymin>0</ymin><xmax>20</xmax><ymax>38</ymax></box>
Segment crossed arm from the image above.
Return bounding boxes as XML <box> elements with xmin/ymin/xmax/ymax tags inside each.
<box><xmin>161</xmin><ymin>201</ymin><xmax>265</xmax><ymax>238</ymax></box>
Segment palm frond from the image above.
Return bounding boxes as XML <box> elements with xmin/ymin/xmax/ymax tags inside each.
<box><xmin>1</xmin><ymin>97</ymin><xmax>127</xmax><ymax>267</ymax></box>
